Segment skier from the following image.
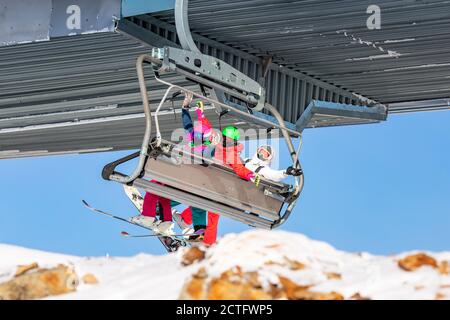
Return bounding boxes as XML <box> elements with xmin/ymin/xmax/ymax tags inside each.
<box><xmin>181</xmin><ymin>92</ymin><xmax>217</xmax><ymax>160</ymax></box>
<box><xmin>214</xmin><ymin>125</ymin><xmax>256</xmax><ymax>181</ymax></box>
<box><xmin>129</xmin><ymin>181</ymin><xmax>174</xmax><ymax>235</ymax></box>
<box><xmin>245</xmin><ymin>145</ymin><xmax>302</xmax><ymax>182</ymax></box>
<box><xmin>179</xmin><ymin>93</ymin><xmax>219</xmax><ymax>241</ymax></box>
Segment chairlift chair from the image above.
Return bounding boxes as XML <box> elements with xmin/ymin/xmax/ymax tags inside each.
<box><xmin>101</xmin><ymin>0</ymin><xmax>305</xmax><ymax>229</ymax></box>
<box><xmin>101</xmin><ymin>0</ymin><xmax>389</xmax><ymax>229</ymax></box>
<box><xmin>101</xmin><ymin>48</ymin><xmax>304</xmax><ymax>229</ymax></box>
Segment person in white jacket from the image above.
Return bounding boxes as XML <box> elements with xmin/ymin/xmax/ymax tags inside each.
<box><xmin>244</xmin><ymin>145</ymin><xmax>302</xmax><ymax>182</ymax></box>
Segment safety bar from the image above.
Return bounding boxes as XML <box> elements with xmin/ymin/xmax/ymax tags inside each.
<box><xmin>106</xmin><ymin>54</ymin><xmax>162</xmax><ymax>184</ymax></box>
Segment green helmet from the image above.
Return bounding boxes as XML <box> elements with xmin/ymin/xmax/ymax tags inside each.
<box><xmin>222</xmin><ymin>126</ymin><xmax>240</xmax><ymax>141</ymax></box>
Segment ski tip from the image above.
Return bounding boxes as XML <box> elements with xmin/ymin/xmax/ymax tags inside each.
<box><xmin>81</xmin><ymin>199</ymin><xmax>89</xmax><ymax>206</ymax></box>
<box><xmin>120</xmin><ymin>231</ymin><xmax>130</xmax><ymax>237</ymax></box>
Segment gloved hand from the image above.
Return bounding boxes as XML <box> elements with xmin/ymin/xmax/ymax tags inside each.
<box><xmin>195</xmin><ymin>100</ymin><xmax>205</xmax><ymax>112</ymax></box>
<box><xmin>250</xmin><ymin>173</ymin><xmax>261</xmax><ymax>187</ymax></box>
<box><xmin>285</xmin><ymin>166</ymin><xmax>303</xmax><ymax>176</ymax></box>
<box><xmin>182</xmin><ymin>92</ymin><xmax>193</xmax><ymax>108</ymax></box>
<box><xmin>246</xmin><ymin>172</ymin><xmax>255</xmax><ymax>181</ymax></box>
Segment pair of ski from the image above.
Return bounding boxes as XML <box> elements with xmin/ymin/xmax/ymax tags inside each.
<box><xmin>82</xmin><ymin>185</ymin><xmax>203</xmax><ymax>252</ymax></box>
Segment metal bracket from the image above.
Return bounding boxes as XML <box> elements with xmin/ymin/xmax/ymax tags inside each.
<box><xmin>296</xmin><ymin>100</ymin><xmax>388</xmax><ymax>133</ymax></box>
<box><xmin>152</xmin><ymin>46</ymin><xmax>267</xmax><ymax>111</ymax></box>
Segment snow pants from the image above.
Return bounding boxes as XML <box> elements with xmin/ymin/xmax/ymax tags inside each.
<box><xmin>142</xmin><ymin>192</ymin><xmax>172</xmax><ymax>222</ymax></box>
<box><xmin>181</xmin><ymin>208</ymin><xmax>220</xmax><ymax>245</ymax></box>
<box><xmin>169</xmin><ymin>201</ymin><xmax>206</xmax><ymax>229</ymax></box>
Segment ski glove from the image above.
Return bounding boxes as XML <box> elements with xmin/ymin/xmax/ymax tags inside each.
<box><xmin>285</xmin><ymin>166</ymin><xmax>303</xmax><ymax>176</ymax></box>
<box><xmin>245</xmin><ymin>172</ymin><xmax>255</xmax><ymax>181</ymax></box>
<box><xmin>182</xmin><ymin>92</ymin><xmax>193</xmax><ymax>108</ymax></box>
<box><xmin>250</xmin><ymin>173</ymin><xmax>261</xmax><ymax>187</ymax></box>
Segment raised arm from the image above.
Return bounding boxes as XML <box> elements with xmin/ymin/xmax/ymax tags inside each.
<box><xmin>181</xmin><ymin>92</ymin><xmax>194</xmax><ymax>134</ymax></box>
<box><xmin>195</xmin><ymin>101</ymin><xmax>212</xmax><ymax>130</ymax></box>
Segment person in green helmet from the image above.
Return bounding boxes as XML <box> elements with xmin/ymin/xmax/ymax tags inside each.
<box><xmin>173</xmin><ymin>124</ymin><xmax>256</xmax><ymax>245</ymax></box>
<box><xmin>214</xmin><ymin>125</ymin><xmax>255</xmax><ymax>181</ymax></box>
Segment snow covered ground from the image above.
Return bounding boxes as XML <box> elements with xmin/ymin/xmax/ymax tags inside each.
<box><xmin>1</xmin><ymin>230</ymin><xmax>449</xmax><ymax>300</ymax></box>
<box><xmin>0</xmin><ymin>243</ymin><xmax>186</xmax><ymax>299</ymax></box>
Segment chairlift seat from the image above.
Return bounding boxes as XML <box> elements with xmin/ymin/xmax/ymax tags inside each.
<box><xmin>138</xmin><ymin>154</ymin><xmax>292</xmax><ymax>228</ymax></box>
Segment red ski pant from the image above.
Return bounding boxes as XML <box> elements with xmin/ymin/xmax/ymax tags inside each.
<box><xmin>142</xmin><ymin>192</ymin><xmax>172</xmax><ymax>222</ymax></box>
<box><xmin>181</xmin><ymin>208</ymin><xmax>220</xmax><ymax>245</ymax></box>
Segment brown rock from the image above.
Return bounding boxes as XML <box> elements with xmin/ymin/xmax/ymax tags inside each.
<box><xmin>14</xmin><ymin>262</ymin><xmax>39</xmax><ymax>277</ymax></box>
<box><xmin>0</xmin><ymin>264</ymin><xmax>78</xmax><ymax>300</ymax></box>
<box><xmin>182</xmin><ymin>247</ymin><xmax>206</xmax><ymax>266</ymax></box>
<box><xmin>180</xmin><ymin>267</ymin><xmax>271</xmax><ymax>300</ymax></box>
<box><xmin>194</xmin><ymin>267</ymin><xmax>208</xmax><ymax>279</ymax></box>
<box><xmin>439</xmin><ymin>261</ymin><xmax>450</xmax><ymax>276</ymax></box>
<box><xmin>278</xmin><ymin>276</ymin><xmax>310</xmax><ymax>299</ymax></box>
<box><xmin>398</xmin><ymin>253</ymin><xmax>438</xmax><ymax>272</ymax></box>
<box><xmin>264</xmin><ymin>260</ymin><xmax>283</xmax><ymax>267</ymax></box>
<box><xmin>350</xmin><ymin>293</ymin><xmax>371</xmax><ymax>300</ymax></box>
<box><xmin>82</xmin><ymin>273</ymin><xmax>99</xmax><ymax>285</ymax></box>
<box><xmin>278</xmin><ymin>276</ymin><xmax>343</xmax><ymax>300</ymax></box>
<box><xmin>325</xmin><ymin>272</ymin><xmax>342</xmax><ymax>280</ymax></box>
<box><xmin>180</xmin><ymin>276</ymin><xmax>206</xmax><ymax>300</ymax></box>
<box><xmin>435</xmin><ymin>293</ymin><xmax>447</xmax><ymax>300</ymax></box>
<box><xmin>207</xmin><ymin>278</ymin><xmax>271</xmax><ymax>300</ymax></box>
<box><xmin>180</xmin><ymin>267</ymin><xmax>344</xmax><ymax>300</ymax></box>
<box><xmin>284</xmin><ymin>257</ymin><xmax>306</xmax><ymax>271</ymax></box>
<box><xmin>292</xmin><ymin>290</ymin><xmax>344</xmax><ymax>300</ymax></box>
<box><xmin>179</xmin><ymin>267</ymin><xmax>209</xmax><ymax>300</ymax></box>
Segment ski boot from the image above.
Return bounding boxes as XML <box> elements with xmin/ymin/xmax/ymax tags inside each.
<box><xmin>129</xmin><ymin>215</ymin><xmax>157</xmax><ymax>229</ymax></box>
<box><xmin>155</xmin><ymin>221</ymin><xmax>175</xmax><ymax>236</ymax></box>
<box><xmin>172</xmin><ymin>210</ymin><xmax>195</xmax><ymax>238</ymax></box>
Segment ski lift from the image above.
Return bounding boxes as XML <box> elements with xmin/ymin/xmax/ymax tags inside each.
<box><xmin>101</xmin><ymin>0</ymin><xmax>304</xmax><ymax>229</ymax></box>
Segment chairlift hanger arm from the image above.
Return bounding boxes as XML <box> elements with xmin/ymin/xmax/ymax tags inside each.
<box><xmin>153</xmin><ymin>46</ymin><xmax>266</xmax><ymax>111</ymax></box>
<box><xmin>174</xmin><ymin>0</ymin><xmax>200</xmax><ymax>54</ymax></box>
<box><xmin>152</xmin><ymin>69</ymin><xmax>302</xmax><ymax>138</ymax></box>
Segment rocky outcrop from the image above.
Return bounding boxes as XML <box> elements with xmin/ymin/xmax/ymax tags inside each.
<box><xmin>14</xmin><ymin>262</ymin><xmax>39</xmax><ymax>277</ymax></box>
<box><xmin>0</xmin><ymin>264</ymin><xmax>78</xmax><ymax>300</ymax></box>
<box><xmin>182</xmin><ymin>247</ymin><xmax>206</xmax><ymax>266</ymax></box>
<box><xmin>398</xmin><ymin>253</ymin><xmax>438</xmax><ymax>271</ymax></box>
<box><xmin>82</xmin><ymin>273</ymin><xmax>99</xmax><ymax>285</ymax></box>
<box><xmin>179</xmin><ymin>245</ymin><xmax>344</xmax><ymax>300</ymax></box>
<box><xmin>439</xmin><ymin>261</ymin><xmax>450</xmax><ymax>276</ymax></box>
<box><xmin>398</xmin><ymin>253</ymin><xmax>450</xmax><ymax>277</ymax></box>
<box><xmin>177</xmin><ymin>232</ymin><xmax>450</xmax><ymax>301</ymax></box>
<box><xmin>179</xmin><ymin>265</ymin><xmax>343</xmax><ymax>300</ymax></box>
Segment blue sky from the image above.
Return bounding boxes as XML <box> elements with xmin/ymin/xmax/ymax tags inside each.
<box><xmin>0</xmin><ymin>110</ymin><xmax>449</xmax><ymax>257</ymax></box>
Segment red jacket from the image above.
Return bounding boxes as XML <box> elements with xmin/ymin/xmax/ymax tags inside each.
<box><xmin>214</xmin><ymin>143</ymin><xmax>254</xmax><ymax>180</ymax></box>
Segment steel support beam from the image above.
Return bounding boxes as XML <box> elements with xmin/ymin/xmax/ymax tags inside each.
<box><xmin>119</xmin><ymin>15</ymin><xmax>380</xmax><ymax>127</ymax></box>
<box><xmin>296</xmin><ymin>100</ymin><xmax>388</xmax><ymax>133</ymax></box>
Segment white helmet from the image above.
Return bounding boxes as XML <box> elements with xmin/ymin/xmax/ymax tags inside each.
<box><xmin>257</xmin><ymin>145</ymin><xmax>274</xmax><ymax>162</ymax></box>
